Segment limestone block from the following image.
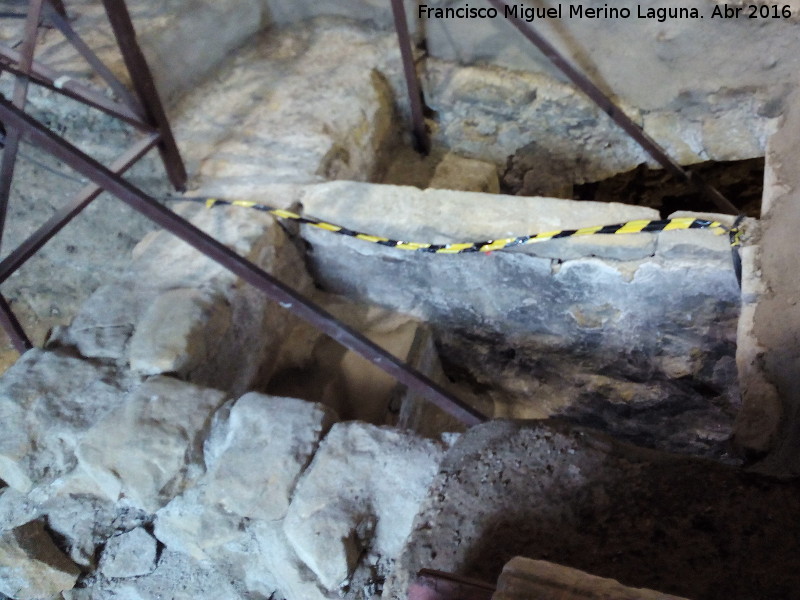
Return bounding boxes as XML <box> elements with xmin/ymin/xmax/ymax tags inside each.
<box><xmin>128</xmin><ymin>288</ymin><xmax>231</xmax><ymax>377</ymax></box>
<box><xmin>154</xmin><ymin>485</ymin><xmax>243</xmax><ymax>563</ymax></box>
<box><xmin>494</xmin><ymin>557</ymin><xmax>690</xmax><ymax>600</ymax></box>
<box><xmin>177</xmin><ymin>21</ymin><xmax>398</xmax><ymax>195</ymax></box>
<box><xmin>0</xmin><ymin>520</ymin><xmax>81</xmax><ymax>599</ymax></box>
<box><xmin>63</xmin><ymin>198</ymin><xmax>313</xmax><ymax>395</ymax></box>
<box><xmin>429</xmin><ymin>153</ymin><xmax>500</xmax><ymax>193</ymax></box>
<box><xmin>250</xmin><ymin>520</ymin><xmax>330</xmax><ymax>600</ymax></box>
<box><xmin>63</xmin><ymin>549</ymin><xmax>246</xmax><ymax>600</ymax></box>
<box><xmin>154</xmin><ymin>491</ymin><xmax>329</xmax><ymax>600</ymax></box>
<box><xmin>300</xmin><ymin>180</ymin><xmax>659</xmax><ymax>261</ymax></box>
<box><xmin>76</xmin><ymin>376</ymin><xmax>228</xmax><ymax>512</ymax></box>
<box><xmin>202</xmin><ymin>393</ymin><xmax>338</xmax><ymax>521</ymax></box>
<box><xmin>100</xmin><ymin>528</ymin><xmax>158</xmax><ymax>579</ymax></box>
<box><xmin>0</xmin><ymin>350</ymin><xmax>123</xmax><ymax>493</ymax></box>
<box><xmin>284</xmin><ymin>422</ymin><xmax>445</xmax><ymax>590</ymax></box>
<box><xmin>44</xmin><ymin>494</ymin><xmax>119</xmax><ymax>569</ymax></box>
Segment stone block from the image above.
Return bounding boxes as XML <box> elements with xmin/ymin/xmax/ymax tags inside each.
<box><xmin>429</xmin><ymin>153</ymin><xmax>500</xmax><ymax>193</ymax></box>
<box><xmin>128</xmin><ymin>288</ymin><xmax>231</xmax><ymax>377</ymax></box>
<box><xmin>100</xmin><ymin>528</ymin><xmax>158</xmax><ymax>579</ymax></box>
<box><xmin>384</xmin><ymin>420</ymin><xmax>800</xmax><ymax>600</ymax></box>
<box><xmin>76</xmin><ymin>377</ymin><xmax>228</xmax><ymax>512</ymax></box>
<box><xmin>202</xmin><ymin>393</ymin><xmax>338</xmax><ymax>521</ymax></box>
<box><xmin>0</xmin><ymin>520</ymin><xmax>81</xmax><ymax>600</ymax></box>
<box><xmin>284</xmin><ymin>422</ymin><xmax>445</xmax><ymax>590</ymax></box>
<box><xmin>494</xmin><ymin>557</ymin><xmax>690</xmax><ymax>600</ymax></box>
<box><xmin>0</xmin><ymin>350</ymin><xmax>123</xmax><ymax>493</ymax></box>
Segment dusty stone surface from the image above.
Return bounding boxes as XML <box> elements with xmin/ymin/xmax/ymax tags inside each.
<box><xmin>56</xmin><ymin>201</ymin><xmax>313</xmax><ymax>396</ymax></box>
<box><xmin>284</xmin><ymin>422</ymin><xmax>446</xmax><ymax>591</ymax></box>
<box><xmin>300</xmin><ymin>181</ymin><xmax>741</xmax><ymax>459</ymax></box>
<box><xmin>202</xmin><ymin>392</ymin><xmax>338</xmax><ymax>521</ymax></box>
<box><xmin>65</xmin><ymin>548</ymin><xmax>247</xmax><ymax>600</ymax></box>
<box><xmin>741</xmin><ymin>90</ymin><xmax>800</xmax><ymax>474</ymax></box>
<box><xmin>494</xmin><ymin>557</ymin><xmax>690</xmax><ymax>600</ymax></box>
<box><xmin>424</xmin><ymin>58</ymin><xmax>777</xmax><ymax>194</ymax></box>
<box><xmin>384</xmin><ymin>419</ymin><xmax>800</xmax><ymax>600</ymax></box>
<box><xmin>0</xmin><ymin>349</ymin><xmax>125</xmax><ymax>493</ymax></box>
<box><xmin>173</xmin><ymin>18</ymin><xmax>400</xmax><ymax>198</ymax></box>
<box><xmin>99</xmin><ymin>527</ymin><xmax>157</xmax><ymax>579</ymax></box>
<box><xmin>428</xmin><ymin>153</ymin><xmax>500</xmax><ymax>193</ymax></box>
<box><xmin>0</xmin><ymin>520</ymin><xmax>81</xmax><ymax>600</ymax></box>
<box><xmin>75</xmin><ymin>376</ymin><xmax>228</xmax><ymax>512</ymax></box>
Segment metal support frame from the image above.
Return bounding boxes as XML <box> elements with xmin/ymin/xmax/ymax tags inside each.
<box><xmin>397</xmin><ymin>0</ymin><xmax>738</xmax><ymax>214</ymax></box>
<box><xmin>0</xmin><ymin>0</ymin><xmax>184</xmax><ymax>349</ymax></box>
<box><xmin>0</xmin><ymin>95</ymin><xmax>487</xmax><ymax>426</ymax></box>
<box><xmin>0</xmin><ymin>0</ymin><xmax>486</xmax><ymax>426</ymax></box>
<box><xmin>390</xmin><ymin>0</ymin><xmax>431</xmax><ymax>155</ymax></box>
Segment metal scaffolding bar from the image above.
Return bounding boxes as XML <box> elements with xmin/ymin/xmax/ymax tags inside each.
<box><xmin>0</xmin><ymin>95</ymin><xmax>488</xmax><ymax>426</ymax></box>
<box><xmin>0</xmin><ymin>134</ymin><xmax>160</xmax><ymax>284</ymax></box>
<box><xmin>487</xmin><ymin>0</ymin><xmax>739</xmax><ymax>215</ymax></box>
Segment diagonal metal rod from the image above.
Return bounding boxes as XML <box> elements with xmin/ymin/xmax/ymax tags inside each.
<box><xmin>0</xmin><ymin>0</ymin><xmax>45</xmax><ymax>250</ymax></box>
<box><xmin>43</xmin><ymin>0</ymin><xmax>145</xmax><ymax>118</ymax></box>
<box><xmin>0</xmin><ymin>95</ymin><xmax>487</xmax><ymax>426</ymax></box>
<box><xmin>0</xmin><ymin>53</ymin><xmax>151</xmax><ymax>129</ymax></box>
<box><xmin>0</xmin><ymin>293</ymin><xmax>32</xmax><ymax>352</ymax></box>
<box><xmin>0</xmin><ymin>133</ymin><xmax>159</xmax><ymax>284</ymax></box>
<box><xmin>390</xmin><ymin>0</ymin><xmax>431</xmax><ymax>155</ymax></box>
<box><xmin>487</xmin><ymin>0</ymin><xmax>739</xmax><ymax>215</ymax></box>
<box><xmin>102</xmin><ymin>0</ymin><xmax>187</xmax><ymax>191</ymax></box>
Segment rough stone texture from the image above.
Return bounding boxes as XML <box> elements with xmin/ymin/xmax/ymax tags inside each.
<box><xmin>64</xmin><ymin>548</ymin><xmax>247</xmax><ymax>600</ymax></box>
<box><xmin>424</xmin><ymin>58</ymin><xmax>777</xmax><ymax>194</ymax></box>
<box><xmin>428</xmin><ymin>153</ymin><xmax>500</xmax><ymax>193</ymax></box>
<box><xmin>284</xmin><ymin>422</ymin><xmax>446</xmax><ymax>591</ymax></box>
<box><xmin>173</xmin><ymin>19</ymin><xmax>399</xmax><ymax>198</ymax></box>
<box><xmin>56</xmin><ymin>201</ymin><xmax>312</xmax><ymax>397</ymax></box>
<box><xmin>740</xmin><ymin>90</ymin><xmax>800</xmax><ymax>474</ymax></box>
<box><xmin>384</xmin><ymin>419</ymin><xmax>800</xmax><ymax>600</ymax></box>
<box><xmin>300</xmin><ymin>181</ymin><xmax>741</xmax><ymax>459</ymax></box>
<box><xmin>494</xmin><ymin>557</ymin><xmax>690</xmax><ymax>600</ymax></box>
<box><xmin>153</xmin><ymin>394</ymin><xmax>338</xmax><ymax>599</ymax></box>
<box><xmin>202</xmin><ymin>393</ymin><xmax>338</xmax><ymax>521</ymax></box>
<box><xmin>0</xmin><ymin>349</ymin><xmax>124</xmax><ymax>493</ymax></box>
<box><xmin>0</xmin><ymin>520</ymin><xmax>81</xmax><ymax>600</ymax></box>
<box><xmin>75</xmin><ymin>376</ymin><xmax>228</xmax><ymax>512</ymax></box>
<box><xmin>99</xmin><ymin>528</ymin><xmax>158</xmax><ymax>579</ymax></box>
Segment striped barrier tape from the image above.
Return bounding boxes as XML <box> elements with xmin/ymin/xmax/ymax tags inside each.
<box><xmin>177</xmin><ymin>196</ymin><xmax>743</xmax><ymax>254</ymax></box>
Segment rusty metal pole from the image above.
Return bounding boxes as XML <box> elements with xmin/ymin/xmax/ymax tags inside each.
<box><xmin>101</xmin><ymin>0</ymin><xmax>187</xmax><ymax>191</ymax></box>
<box><xmin>390</xmin><ymin>0</ymin><xmax>431</xmax><ymax>155</ymax></box>
<box><xmin>486</xmin><ymin>0</ymin><xmax>739</xmax><ymax>215</ymax></box>
<box><xmin>0</xmin><ymin>295</ymin><xmax>32</xmax><ymax>352</ymax></box>
<box><xmin>0</xmin><ymin>0</ymin><xmax>45</xmax><ymax>248</ymax></box>
<box><xmin>0</xmin><ymin>96</ymin><xmax>488</xmax><ymax>426</ymax></box>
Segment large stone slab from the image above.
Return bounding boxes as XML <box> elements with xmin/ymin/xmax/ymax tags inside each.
<box><xmin>299</xmin><ymin>181</ymin><xmax>741</xmax><ymax>458</ymax></box>
<box><xmin>0</xmin><ymin>520</ymin><xmax>81</xmax><ymax>600</ymax></box>
<box><xmin>0</xmin><ymin>349</ymin><xmax>124</xmax><ymax>493</ymax></box>
<box><xmin>76</xmin><ymin>376</ymin><xmax>228</xmax><ymax>512</ymax></box>
<box><xmin>202</xmin><ymin>393</ymin><xmax>338</xmax><ymax>521</ymax></box>
<box><xmin>283</xmin><ymin>422</ymin><xmax>445</xmax><ymax>591</ymax></box>
<box><xmin>384</xmin><ymin>419</ymin><xmax>800</xmax><ymax>600</ymax></box>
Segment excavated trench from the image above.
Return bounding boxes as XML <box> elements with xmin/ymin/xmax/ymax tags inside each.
<box><xmin>2</xmin><ymin>9</ymin><xmax>798</xmax><ymax>600</ymax></box>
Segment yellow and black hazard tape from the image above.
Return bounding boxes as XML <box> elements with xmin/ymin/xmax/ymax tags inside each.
<box><xmin>177</xmin><ymin>196</ymin><xmax>742</xmax><ymax>254</ymax></box>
